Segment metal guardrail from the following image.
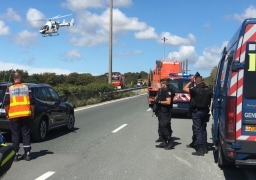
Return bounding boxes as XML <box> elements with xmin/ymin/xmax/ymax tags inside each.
<box><xmin>70</xmin><ymin>86</ymin><xmax>148</xmax><ymax>100</ymax></box>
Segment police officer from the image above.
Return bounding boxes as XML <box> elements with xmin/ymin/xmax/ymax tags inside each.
<box><xmin>4</xmin><ymin>72</ymin><xmax>35</xmax><ymax>161</ymax></box>
<box><xmin>155</xmin><ymin>80</ymin><xmax>174</xmax><ymax>150</ymax></box>
<box><xmin>183</xmin><ymin>73</ymin><xmax>212</xmax><ymax>156</ymax></box>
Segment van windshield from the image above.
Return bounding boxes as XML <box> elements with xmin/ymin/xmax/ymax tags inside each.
<box><xmin>168</xmin><ymin>79</ymin><xmax>190</xmax><ymax>93</ymax></box>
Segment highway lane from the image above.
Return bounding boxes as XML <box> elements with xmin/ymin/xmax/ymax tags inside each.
<box><xmin>2</xmin><ymin>94</ymin><xmax>255</xmax><ymax>180</ymax></box>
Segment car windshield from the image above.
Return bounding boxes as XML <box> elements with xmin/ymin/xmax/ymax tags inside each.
<box><xmin>112</xmin><ymin>77</ymin><xmax>119</xmax><ymax>81</ymax></box>
<box><xmin>0</xmin><ymin>86</ymin><xmax>7</xmax><ymax>101</ymax></box>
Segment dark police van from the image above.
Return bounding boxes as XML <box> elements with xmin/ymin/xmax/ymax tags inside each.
<box><xmin>168</xmin><ymin>73</ymin><xmax>193</xmax><ymax>116</ymax></box>
<box><xmin>212</xmin><ymin>18</ymin><xmax>256</xmax><ymax>167</ymax></box>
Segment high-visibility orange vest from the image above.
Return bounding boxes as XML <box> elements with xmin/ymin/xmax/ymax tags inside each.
<box><xmin>8</xmin><ymin>84</ymin><xmax>31</xmax><ymax>119</ymax></box>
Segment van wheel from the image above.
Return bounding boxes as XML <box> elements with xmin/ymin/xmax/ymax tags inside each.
<box><xmin>218</xmin><ymin>141</ymin><xmax>230</xmax><ymax>168</ymax></box>
<box><xmin>64</xmin><ymin>114</ymin><xmax>75</xmax><ymax>131</ymax></box>
<box><xmin>31</xmin><ymin>118</ymin><xmax>47</xmax><ymax>142</ymax></box>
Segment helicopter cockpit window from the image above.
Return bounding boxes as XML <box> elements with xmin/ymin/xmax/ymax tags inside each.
<box><xmin>40</xmin><ymin>25</ymin><xmax>49</xmax><ymax>31</ymax></box>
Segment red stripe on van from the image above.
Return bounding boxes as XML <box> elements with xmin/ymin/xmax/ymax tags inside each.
<box><xmin>235</xmin><ymin>36</ymin><xmax>243</xmax><ymax>60</ymax></box>
<box><xmin>246</xmin><ymin>136</ymin><xmax>256</xmax><ymax>141</ymax></box>
<box><xmin>245</xmin><ymin>24</ymin><xmax>254</xmax><ymax>34</ymax></box>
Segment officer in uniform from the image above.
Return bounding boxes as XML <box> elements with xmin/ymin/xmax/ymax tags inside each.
<box><xmin>155</xmin><ymin>80</ymin><xmax>174</xmax><ymax>150</ymax></box>
<box><xmin>4</xmin><ymin>72</ymin><xmax>35</xmax><ymax>161</ymax></box>
<box><xmin>183</xmin><ymin>73</ymin><xmax>212</xmax><ymax>156</ymax></box>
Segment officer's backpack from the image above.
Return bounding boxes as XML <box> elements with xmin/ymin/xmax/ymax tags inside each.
<box><xmin>0</xmin><ymin>134</ymin><xmax>15</xmax><ymax>178</ymax></box>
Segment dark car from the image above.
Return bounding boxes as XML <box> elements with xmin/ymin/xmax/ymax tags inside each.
<box><xmin>0</xmin><ymin>83</ymin><xmax>75</xmax><ymax>142</ymax></box>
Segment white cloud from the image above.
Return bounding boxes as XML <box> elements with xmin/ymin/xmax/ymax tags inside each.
<box><xmin>168</xmin><ymin>46</ymin><xmax>197</xmax><ymax>63</ymax></box>
<box><xmin>11</xmin><ymin>30</ymin><xmax>40</xmax><ymax>47</ymax></box>
<box><xmin>61</xmin><ymin>49</ymin><xmax>82</xmax><ymax>62</ymax></box>
<box><xmin>0</xmin><ymin>20</ymin><xmax>10</xmax><ymax>35</ymax></box>
<box><xmin>0</xmin><ymin>61</ymin><xmax>73</xmax><ymax>75</ymax></box>
<box><xmin>0</xmin><ymin>8</ymin><xmax>22</xmax><ymax>22</ymax></box>
<box><xmin>233</xmin><ymin>5</ymin><xmax>256</xmax><ymax>22</ymax></box>
<box><xmin>114</xmin><ymin>50</ymin><xmax>142</xmax><ymax>56</ymax></box>
<box><xmin>68</xmin><ymin>8</ymin><xmax>151</xmax><ymax>46</ymax></box>
<box><xmin>158</xmin><ymin>32</ymin><xmax>196</xmax><ymax>46</ymax></box>
<box><xmin>26</xmin><ymin>8</ymin><xmax>46</xmax><ymax>28</ymax></box>
<box><xmin>62</xmin><ymin>0</ymin><xmax>132</xmax><ymax>11</ymax></box>
<box><xmin>134</xmin><ymin>27</ymin><xmax>158</xmax><ymax>39</ymax></box>
<box><xmin>194</xmin><ymin>41</ymin><xmax>228</xmax><ymax>69</ymax></box>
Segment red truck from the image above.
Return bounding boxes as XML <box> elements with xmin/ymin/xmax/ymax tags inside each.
<box><xmin>111</xmin><ymin>74</ymin><xmax>125</xmax><ymax>89</ymax></box>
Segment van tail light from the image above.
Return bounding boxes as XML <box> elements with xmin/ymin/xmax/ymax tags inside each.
<box><xmin>226</xmin><ymin>97</ymin><xmax>236</xmax><ymax>140</ymax></box>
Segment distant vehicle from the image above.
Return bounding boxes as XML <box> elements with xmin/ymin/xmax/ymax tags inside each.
<box><xmin>137</xmin><ymin>79</ymin><xmax>147</xmax><ymax>87</ymax></box>
<box><xmin>147</xmin><ymin>60</ymin><xmax>182</xmax><ymax>107</ymax></box>
<box><xmin>31</xmin><ymin>14</ymin><xmax>74</xmax><ymax>37</ymax></box>
<box><xmin>0</xmin><ymin>83</ymin><xmax>75</xmax><ymax>142</ymax></box>
<box><xmin>111</xmin><ymin>74</ymin><xmax>125</xmax><ymax>89</ymax></box>
<box><xmin>212</xmin><ymin>18</ymin><xmax>256</xmax><ymax>167</ymax></box>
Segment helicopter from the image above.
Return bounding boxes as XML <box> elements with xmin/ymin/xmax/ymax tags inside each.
<box><xmin>35</xmin><ymin>14</ymin><xmax>74</xmax><ymax>37</ymax></box>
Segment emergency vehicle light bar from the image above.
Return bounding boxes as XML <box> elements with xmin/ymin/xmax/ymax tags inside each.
<box><xmin>169</xmin><ymin>73</ymin><xmax>192</xmax><ymax>77</ymax></box>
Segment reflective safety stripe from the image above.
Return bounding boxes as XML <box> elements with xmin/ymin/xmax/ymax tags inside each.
<box><xmin>10</xmin><ymin>101</ymin><xmax>30</xmax><ymax>106</ymax></box>
<box><xmin>23</xmin><ymin>145</ymin><xmax>31</xmax><ymax>147</ymax></box>
<box><xmin>0</xmin><ymin>150</ymin><xmax>15</xmax><ymax>167</ymax></box>
<box><xmin>9</xmin><ymin>111</ymin><xmax>31</xmax><ymax>117</ymax></box>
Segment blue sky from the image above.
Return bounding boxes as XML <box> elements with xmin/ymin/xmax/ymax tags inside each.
<box><xmin>0</xmin><ymin>0</ymin><xmax>256</xmax><ymax>78</ymax></box>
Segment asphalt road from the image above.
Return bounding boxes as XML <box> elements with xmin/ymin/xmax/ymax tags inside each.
<box><xmin>2</xmin><ymin>94</ymin><xmax>256</xmax><ymax>180</ymax></box>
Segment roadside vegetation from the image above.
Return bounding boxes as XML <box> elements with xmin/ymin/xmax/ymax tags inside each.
<box><xmin>0</xmin><ymin>67</ymin><xmax>216</xmax><ymax>107</ymax></box>
<box><xmin>0</xmin><ymin>70</ymin><xmax>147</xmax><ymax>108</ymax></box>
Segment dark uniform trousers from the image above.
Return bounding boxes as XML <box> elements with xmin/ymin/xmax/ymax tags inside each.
<box><xmin>157</xmin><ymin>109</ymin><xmax>172</xmax><ymax>141</ymax></box>
<box><xmin>9</xmin><ymin>117</ymin><xmax>31</xmax><ymax>153</ymax></box>
<box><xmin>191</xmin><ymin>110</ymin><xmax>207</xmax><ymax>147</ymax></box>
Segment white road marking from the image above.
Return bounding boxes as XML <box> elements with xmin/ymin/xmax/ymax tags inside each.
<box><xmin>173</xmin><ymin>155</ymin><xmax>192</xmax><ymax>168</ymax></box>
<box><xmin>35</xmin><ymin>171</ymin><xmax>55</xmax><ymax>180</ymax></box>
<box><xmin>75</xmin><ymin>93</ymin><xmax>147</xmax><ymax>112</ymax></box>
<box><xmin>112</xmin><ymin>124</ymin><xmax>127</xmax><ymax>133</ymax></box>
<box><xmin>147</xmin><ymin>108</ymin><xmax>151</xmax><ymax>111</ymax></box>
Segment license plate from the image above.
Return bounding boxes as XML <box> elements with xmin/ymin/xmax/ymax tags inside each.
<box><xmin>245</xmin><ymin>125</ymin><xmax>256</xmax><ymax>132</ymax></box>
<box><xmin>173</xmin><ymin>104</ymin><xmax>178</xmax><ymax>108</ymax></box>
<box><xmin>0</xmin><ymin>109</ymin><xmax>5</xmax><ymax>113</ymax></box>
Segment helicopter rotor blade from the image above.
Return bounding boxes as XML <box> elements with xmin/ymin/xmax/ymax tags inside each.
<box><xmin>50</xmin><ymin>14</ymin><xmax>72</xmax><ymax>20</ymax></box>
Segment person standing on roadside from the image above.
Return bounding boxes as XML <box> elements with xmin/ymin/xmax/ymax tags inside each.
<box><xmin>183</xmin><ymin>73</ymin><xmax>212</xmax><ymax>156</ymax></box>
<box><xmin>4</xmin><ymin>72</ymin><xmax>35</xmax><ymax>161</ymax></box>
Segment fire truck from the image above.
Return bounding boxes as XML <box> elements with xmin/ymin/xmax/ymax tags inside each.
<box><xmin>111</xmin><ymin>74</ymin><xmax>125</xmax><ymax>89</ymax></box>
<box><xmin>147</xmin><ymin>60</ymin><xmax>182</xmax><ymax>107</ymax></box>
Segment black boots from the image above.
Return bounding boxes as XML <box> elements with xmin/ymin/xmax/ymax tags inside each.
<box><xmin>23</xmin><ymin>152</ymin><xmax>31</xmax><ymax>161</ymax></box>
<box><xmin>155</xmin><ymin>137</ymin><xmax>162</xmax><ymax>142</ymax></box>
<box><xmin>203</xmin><ymin>146</ymin><xmax>208</xmax><ymax>154</ymax></box>
<box><xmin>192</xmin><ymin>146</ymin><xmax>204</xmax><ymax>156</ymax></box>
<box><xmin>164</xmin><ymin>139</ymin><xmax>174</xmax><ymax>150</ymax></box>
<box><xmin>155</xmin><ymin>141</ymin><xmax>166</xmax><ymax>148</ymax></box>
<box><xmin>14</xmin><ymin>155</ymin><xmax>19</xmax><ymax>162</ymax></box>
<box><xmin>186</xmin><ymin>141</ymin><xmax>197</xmax><ymax>148</ymax></box>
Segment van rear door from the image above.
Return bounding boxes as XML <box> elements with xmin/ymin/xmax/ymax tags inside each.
<box><xmin>240</xmin><ymin>42</ymin><xmax>256</xmax><ymax>140</ymax></box>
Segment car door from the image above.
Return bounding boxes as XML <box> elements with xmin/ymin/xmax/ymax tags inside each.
<box><xmin>40</xmin><ymin>87</ymin><xmax>63</xmax><ymax>126</ymax></box>
<box><xmin>48</xmin><ymin>87</ymin><xmax>68</xmax><ymax>125</ymax></box>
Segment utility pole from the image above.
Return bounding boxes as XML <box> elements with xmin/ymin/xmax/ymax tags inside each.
<box><xmin>108</xmin><ymin>0</ymin><xmax>113</xmax><ymax>84</ymax></box>
<box><xmin>161</xmin><ymin>37</ymin><xmax>168</xmax><ymax>60</ymax></box>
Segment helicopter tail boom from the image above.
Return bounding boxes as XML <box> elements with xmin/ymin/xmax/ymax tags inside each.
<box><xmin>59</xmin><ymin>19</ymin><xmax>74</xmax><ymax>27</ymax></box>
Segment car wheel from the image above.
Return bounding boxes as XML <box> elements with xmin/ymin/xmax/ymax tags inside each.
<box><xmin>31</xmin><ymin>118</ymin><xmax>47</xmax><ymax>142</ymax></box>
<box><xmin>65</xmin><ymin>114</ymin><xmax>75</xmax><ymax>131</ymax></box>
